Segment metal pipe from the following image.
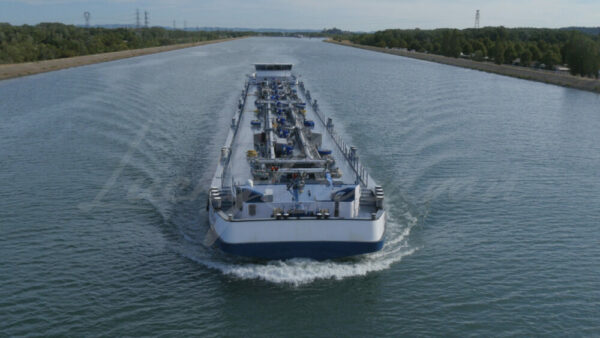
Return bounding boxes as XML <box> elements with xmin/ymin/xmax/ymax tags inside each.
<box><xmin>266</xmin><ymin>102</ymin><xmax>276</xmax><ymax>159</ymax></box>
<box><xmin>253</xmin><ymin>159</ymin><xmax>328</xmax><ymax>165</ymax></box>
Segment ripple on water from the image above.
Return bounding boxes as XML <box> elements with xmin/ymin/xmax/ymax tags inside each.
<box><xmin>174</xmin><ymin>208</ymin><xmax>419</xmax><ymax>286</ymax></box>
<box><xmin>3</xmin><ymin>37</ymin><xmax>600</xmax><ymax>336</ymax></box>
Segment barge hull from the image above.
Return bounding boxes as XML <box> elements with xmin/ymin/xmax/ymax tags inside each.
<box><xmin>217</xmin><ymin>239</ymin><xmax>384</xmax><ymax>260</ymax></box>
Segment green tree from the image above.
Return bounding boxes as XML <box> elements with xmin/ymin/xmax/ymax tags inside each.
<box><xmin>529</xmin><ymin>44</ymin><xmax>541</xmax><ymax>61</ymax></box>
<box><xmin>495</xmin><ymin>26</ymin><xmax>508</xmax><ymax>41</ymax></box>
<box><xmin>542</xmin><ymin>50</ymin><xmax>561</xmax><ymax>70</ymax></box>
<box><xmin>504</xmin><ymin>43</ymin><xmax>517</xmax><ymax>64</ymax></box>
<box><xmin>409</xmin><ymin>40</ymin><xmax>423</xmax><ymax>52</ymax></box>
<box><xmin>462</xmin><ymin>41</ymin><xmax>473</xmax><ymax>56</ymax></box>
<box><xmin>494</xmin><ymin>41</ymin><xmax>505</xmax><ymax>65</ymax></box>
<box><xmin>441</xmin><ymin>29</ymin><xmax>462</xmax><ymax>57</ymax></box>
<box><xmin>422</xmin><ymin>41</ymin><xmax>433</xmax><ymax>52</ymax></box>
<box><xmin>473</xmin><ymin>50</ymin><xmax>485</xmax><ymax>61</ymax></box>
<box><xmin>564</xmin><ymin>33</ymin><xmax>600</xmax><ymax>77</ymax></box>
<box><xmin>514</xmin><ymin>42</ymin><xmax>524</xmax><ymax>57</ymax></box>
<box><xmin>472</xmin><ymin>40</ymin><xmax>487</xmax><ymax>57</ymax></box>
<box><xmin>449</xmin><ymin>30</ymin><xmax>462</xmax><ymax>57</ymax></box>
<box><xmin>520</xmin><ymin>50</ymin><xmax>532</xmax><ymax>67</ymax></box>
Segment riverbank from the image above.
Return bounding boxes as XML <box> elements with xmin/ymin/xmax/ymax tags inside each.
<box><xmin>326</xmin><ymin>40</ymin><xmax>600</xmax><ymax>94</ymax></box>
<box><xmin>0</xmin><ymin>37</ymin><xmax>244</xmax><ymax>81</ymax></box>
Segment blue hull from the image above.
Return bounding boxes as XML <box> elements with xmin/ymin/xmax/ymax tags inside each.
<box><xmin>217</xmin><ymin>239</ymin><xmax>384</xmax><ymax>260</ymax></box>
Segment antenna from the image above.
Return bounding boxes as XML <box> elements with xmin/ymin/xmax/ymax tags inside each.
<box><xmin>84</xmin><ymin>11</ymin><xmax>90</xmax><ymax>27</ymax></box>
<box><xmin>136</xmin><ymin>8</ymin><xmax>140</xmax><ymax>28</ymax></box>
<box><xmin>475</xmin><ymin>9</ymin><xmax>480</xmax><ymax>29</ymax></box>
<box><xmin>144</xmin><ymin>11</ymin><xmax>149</xmax><ymax>27</ymax></box>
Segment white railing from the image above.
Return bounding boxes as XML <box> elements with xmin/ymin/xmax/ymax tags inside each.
<box><xmin>298</xmin><ymin>81</ymin><xmax>369</xmax><ymax>187</ymax></box>
<box><xmin>221</xmin><ymin>80</ymin><xmax>251</xmax><ymax>192</ymax></box>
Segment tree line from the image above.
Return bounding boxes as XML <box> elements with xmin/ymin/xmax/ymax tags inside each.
<box><xmin>0</xmin><ymin>23</ymin><xmax>252</xmax><ymax>64</ymax></box>
<box><xmin>3</xmin><ymin>23</ymin><xmax>599</xmax><ymax>78</ymax></box>
<box><xmin>343</xmin><ymin>27</ymin><xmax>600</xmax><ymax>78</ymax></box>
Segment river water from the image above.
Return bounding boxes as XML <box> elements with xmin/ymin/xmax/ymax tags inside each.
<box><xmin>1</xmin><ymin>37</ymin><xmax>599</xmax><ymax>336</ymax></box>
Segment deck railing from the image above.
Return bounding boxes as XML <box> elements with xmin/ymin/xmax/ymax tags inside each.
<box><xmin>221</xmin><ymin>80</ymin><xmax>251</xmax><ymax>194</ymax></box>
<box><xmin>298</xmin><ymin>81</ymin><xmax>369</xmax><ymax>187</ymax></box>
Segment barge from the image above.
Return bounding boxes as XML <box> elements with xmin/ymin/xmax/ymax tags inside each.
<box><xmin>207</xmin><ymin>64</ymin><xmax>385</xmax><ymax>260</ymax></box>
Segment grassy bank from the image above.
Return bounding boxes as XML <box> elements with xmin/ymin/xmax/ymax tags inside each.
<box><xmin>326</xmin><ymin>40</ymin><xmax>600</xmax><ymax>94</ymax></box>
<box><xmin>0</xmin><ymin>37</ymin><xmax>244</xmax><ymax>81</ymax></box>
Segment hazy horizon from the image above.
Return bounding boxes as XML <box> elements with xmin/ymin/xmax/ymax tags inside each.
<box><xmin>1</xmin><ymin>0</ymin><xmax>600</xmax><ymax>31</ymax></box>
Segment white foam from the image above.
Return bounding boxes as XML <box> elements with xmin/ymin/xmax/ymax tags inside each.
<box><xmin>179</xmin><ymin>212</ymin><xmax>419</xmax><ymax>286</ymax></box>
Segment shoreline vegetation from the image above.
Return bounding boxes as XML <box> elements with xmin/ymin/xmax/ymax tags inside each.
<box><xmin>0</xmin><ymin>23</ymin><xmax>336</xmax><ymax>81</ymax></box>
<box><xmin>327</xmin><ymin>26</ymin><xmax>600</xmax><ymax>93</ymax></box>
<box><xmin>2</xmin><ymin>22</ymin><xmax>600</xmax><ymax>93</ymax></box>
<box><xmin>0</xmin><ymin>37</ymin><xmax>243</xmax><ymax>81</ymax></box>
<box><xmin>0</xmin><ymin>23</ymin><xmax>258</xmax><ymax>64</ymax></box>
<box><xmin>341</xmin><ymin>27</ymin><xmax>600</xmax><ymax>78</ymax></box>
<box><xmin>0</xmin><ymin>22</ymin><xmax>261</xmax><ymax>81</ymax></box>
<box><xmin>326</xmin><ymin>39</ymin><xmax>600</xmax><ymax>94</ymax></box>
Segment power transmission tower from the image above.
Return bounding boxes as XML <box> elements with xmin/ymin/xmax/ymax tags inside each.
<box><xmin>173</xmin><ymin>20</ymin><xmax>176</xmax><ymax>30</ymax></box>
<box><xmin>136</xmin><ymin>8</ymin><xmax>140</xmax><ymax>28</ymax></box>
<box><xmin>84</xmin><ymin>11</ymin><xmax>90</xmax><ymax>27</ymax></box>
<box><xmin>184</xmin><ymin>20</ymin><xmax>187</xmax><ymax>31</ymax></box>
<box><xmin>144</xmin><ymin>11</ymin><xmax>149</xmax><ymax>27</ymax></box>
<box><xmin>475</xmin><ymin>10</ymin><xmax>480</xmax><ymax>29</ymax></box>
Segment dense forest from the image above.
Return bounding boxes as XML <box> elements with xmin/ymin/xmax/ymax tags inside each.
<box><xmin>0</xmin><ymin>23</ymin><xmax>252</xmax><ymax>64</ymax></box>
<box><xmin>344</xmin><ymin>27</ymin><xmax>600</xmax><ymax>78</ymax></box>
<box><xmin>562</xmin><ymin>27</ymin><xmax>600</xmax><ymax>36</ymax></box>
<box><xmin>3</xmin><ymin>23</ymin><xmax>600</xmax><ymax>79</ymax></box>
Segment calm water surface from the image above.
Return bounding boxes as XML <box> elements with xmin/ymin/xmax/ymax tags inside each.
<box><xmin>1</xmin><ymin>37</ymin><xmax>599</xmax><ymax>336</ymax></box>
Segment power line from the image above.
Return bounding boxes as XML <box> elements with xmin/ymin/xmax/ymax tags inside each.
<box><xmin>136</xmin><ymin>8</ymin><xmax>140</xmax><ymax>29</ymax></box>
<box><xmin>84</xmin><ymin>11</ymin><xmax>90</xmax><ymax>27</ymax></box>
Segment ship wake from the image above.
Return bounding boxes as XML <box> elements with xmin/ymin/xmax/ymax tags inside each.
<box><xmin>177</xmin><ymin>211</ymin><xmax>418</xmax><ymax>286</ymax></box>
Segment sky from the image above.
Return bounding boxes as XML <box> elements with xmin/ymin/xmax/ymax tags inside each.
<box><xmin>1</xmin><ymin>0</ymin><xmax>599</xmax><ymax>31</ymax></box>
